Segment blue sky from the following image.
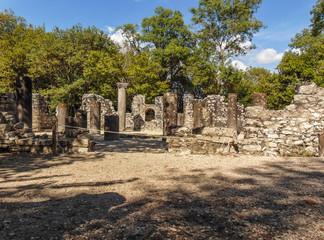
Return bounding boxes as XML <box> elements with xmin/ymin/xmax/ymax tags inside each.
<box><xmin>0</xmin><ymin>0</ymin><xmax>318</xmax><ymax>71</ymax></box>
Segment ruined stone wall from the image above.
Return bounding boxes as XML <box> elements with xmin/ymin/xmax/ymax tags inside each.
<box><xmin>127</xmin><ymin>95</ymin><xmax>163</xmax><ymax>132</ymax></box>
<box><xmin>32</xmin><ymin>93</ymin><xmax>52</xmax><ymax>132</ymax></box>
<box><xmin>0</xmin><ymin>93</ymin><xmax>94</xmax><ymax>154</ymax></box>
<box><xmin>240</xmin><ymin>82</ymin><xmax>324</xmax><ymax>156</ymax></box>
<box><xmin>183</xmin><ymin>94</ymin><xmax>245</xmax><ymax>132</ymax></box>
<box><xmin>80</xmin><ymin>94</ymin><xmax>116</xmax><ymax>131</ymax></box>
<box><xmin>0</xmin><ymin>93</ymin><xmax>17</xmax><ymax>126</ymax></box>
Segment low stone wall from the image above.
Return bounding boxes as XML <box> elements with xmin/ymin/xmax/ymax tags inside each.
<box><xmin>167</xmin><ymin>127</ymin><xmax>238</xmax><ymax>154</ymax></box>
<box><xmin>0</xmin><ymin>93</ymin><xmax>17</xmax><ymax>126</ymax></box>
<box><xmin>0</xmin><ymin>127</ymin><xmax>95</xmax><ymax>154</ymax></box>
<box><xmin>240</xmin><ymin>82</ymin><xmax>324</xmax><ymax>156</ymax></box>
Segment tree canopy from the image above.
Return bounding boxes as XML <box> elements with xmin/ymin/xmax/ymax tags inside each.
<box><xmin>0</xmin><ymin>0</ymin><xmax>323</xmax><ymax>112</ymax></box>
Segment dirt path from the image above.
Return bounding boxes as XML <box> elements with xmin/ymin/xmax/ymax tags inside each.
<box><xmin>0</xmin><ymin>152</ymin><xmax>323</xmax><ymax>239</ymax></box>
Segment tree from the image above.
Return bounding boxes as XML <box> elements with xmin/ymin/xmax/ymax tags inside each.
<box><xmin>277</xmin><ymin>0</ymin><xmax>324</xmax><ymax>90</ymax></box>
<box><xmin>141</xmin><ymin>6</ymin><xmax>194</xmax><ymax>94</ymax></box>
<box><xmin>190</xmin><ymin>0</ymin><xmax>265</xmax><ymax>94</ymax></box>
<box><xmin>0</xmin><ymin>9</ymin><xmax>45</xmax><ymax>92</ymax></box>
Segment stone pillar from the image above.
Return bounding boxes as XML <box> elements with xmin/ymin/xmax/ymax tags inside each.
<box><xmin>253</xmin><ymin>92</ymin><xmax>267</xmax><ymax>109</ymax></box>
<box><xmin>227</xmin><ymin>93</ymin><xmax>238</xmax><ymax>132</ymax></box>
<box><xmin>193</xmin><ymin>101</ymin><xmax>203</xmax><ymax>130</ymax></box>
<box><xmin>183</xmin><ymin>94</ymin><xmax>194</xmax><ymax>130</ymax></box>
<box><xmin>16</xmin><ymin>76</ymin><xmax>32</xmax><ymax>129</ymax></box>
<box><xmin>104</xmin><ymin>115</ymin><xmax>119</xmax><ymax>140</ymax></box>
<box><xmin>57</xmin><ymin>102</ymin><xmax>68</xmax><ymax>132</ymax></box>
<box><xmin>319</xmin><ymin>134</ymin><xmax>324</xmax><ymax>157</ymax></box>
<box><xmin>117</xmin><ymin>82</ymin><xmax>129</xmax><ymax>132</ymax></box>
<box><xmin>52</xmin><ymin>116</ymin><xmax>58</xmax><ymax>155</ymax></box>
<box><xmin>32</xmin><ymin>94</ymin><xmax>42</xmax><ymax>132</ymax></box>
<box><xmin>90</xmin><ymin>100</ymin><xmax>101</xmax><ymax>135</ymax></box>
<box><xmin>177</xmin><ymin>113</ymin><xmax>184</xmax><ymax>127</ymax></box>
<box><xmin>163</xmin><ymin>92</ymin><xmax>178</xmax><ymax>136</ymax></box>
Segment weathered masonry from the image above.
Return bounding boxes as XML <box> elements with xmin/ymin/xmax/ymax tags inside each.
<box><xmin>167</xmin><ymin>82</ymin><xmax>324</xmax><ymax>156</ymax></box>
<box><xmin>1</xmin><ymin>80</ymin><xmax>323</xmax><ymax>156</ymax></box>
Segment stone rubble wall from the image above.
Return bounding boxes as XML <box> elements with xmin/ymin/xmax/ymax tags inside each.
<box><xmin>1</xmin><ymin>93</ymin><xmax>95</xmax><ymax>154</ymax></box>
<box><xmin>167</xmin><ymin>127</ymin><xmax>238</xmax><ymax>155</ymax></box>
<box><xmin>80</xmin><ymin>94</ymin><xmax>117</xmax><ymax>131</ymax></box>
<box><xmin>127</xmin><ymin>95</ymin><xmax>163</xmax><ymax>132</ymax></box>
<box><xmin>240</xmin><ymin>82</ymin><xmax>324</xmax><ymax>156</ymax></box>
<box><xmin>183</xmin><ymin>94</ymin><xmax>245</xmax><ymax>132</ymax></box>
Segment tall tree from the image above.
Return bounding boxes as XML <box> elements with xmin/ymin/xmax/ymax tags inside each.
<box><xmin>141</xmin><ymin>6</ymin><xmax>194</xmax><ymax>94</ymax></box>
<box><xmin>277</xmin><ymin>0</ymin><xmax>324</xmax><ymax>90</ymax></box>
<box><xmin>190</xmin><ymin>0</ymin><xmax>264</xmax><ymax>95</ymax></box>
<box><xmin>0</xmin><ymin>9</ymin><xmax>45</xmax><ymax>92</ymax></box>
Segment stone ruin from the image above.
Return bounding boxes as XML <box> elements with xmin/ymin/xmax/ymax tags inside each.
<box><xmin>0</xmin><ymin>77</ymin><xmax>95</xmax><ymax>154</ymax></box>
<box><xmin>167</xmin><ymin>82</ymin><xmax>324</xmax><ymax>157</ymax></box>
<box><xmin>1</xmin><ymin>77</ymin><xmax>323</xmax><ymax>156</ymax></box>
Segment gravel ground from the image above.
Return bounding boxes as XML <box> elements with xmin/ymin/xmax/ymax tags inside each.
<box><xmin>0</xmin><ymin>150</ymin><xmax>323</xmax><ymax>239</ymax></box>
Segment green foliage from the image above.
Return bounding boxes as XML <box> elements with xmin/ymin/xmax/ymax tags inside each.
<box><xmin>141</xmin><ymin>6</ymin><xmax>194</xmax><ymax>94</ymax></box>
<box><xmin>190</xmin><ymin>0</ymin><xmax>265</xmax><ymax>95</ymax></box>
<box><xmin>277</xmin><ymin>0</ymin><xmax>324</xmax><ymax>104</ymax></box>
<box><xmin>0</xmin><ymin>9</ymin><xmax>45</xmax><ymax>92</ymax></box>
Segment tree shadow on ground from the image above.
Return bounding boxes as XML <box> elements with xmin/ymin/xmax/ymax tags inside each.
<box><xmin>0</xmin><ymin>156</ymin><xmax>323</xmax><ymax>239</ymax></box>
<box><xmin>94</xmin><ymin>136</ymin><xmax>167</xmax><ymax>153</ymax></box>
<box><xmin>0</xmin><ymin>152</ymin><xmax>106</xmax><ymax>179</ymax></box>
<box><xmin>93</xmin><ymin>157</ymin><xmax>324</xmax><ymax>239</ymax></box>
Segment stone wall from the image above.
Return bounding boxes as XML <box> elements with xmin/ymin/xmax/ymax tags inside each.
<box><xmin>127</xmin><ymin>95</ymin><xmax>163</xmax><ymax>132</ymax></box>
<box><xmin>167</xmin><ymin>127</ymin><xmax>238</xmax><ymax>154</ymax></box>
<box><xmin>0</xmin><ymin>93</ymin><xmax>94</xmax><ymax>154</ymax></box>
<box><xmin>183</xmin><ymin>94</ymin><xmax>245</xmax><ymax>132</ymax></box>
<box><xmin>0</xmin><ymin>93</ymin><xmax>17</xmax><ymax>126</ymax></box>
<box><xmin>80</xmin><ymin>94</ymin><xmax>117</xmax><ymax>132</ymax></box>
<box><xmin>240</xmin><ymin>82</ymin><xmax>324</xmax><ymax>156</ymax></box>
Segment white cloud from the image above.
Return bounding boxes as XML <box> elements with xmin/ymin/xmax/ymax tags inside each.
<box><xmin>291</xmin><ymin>48</ymin><xmax>301</xmax><ymax>55</ymax></box>
<box><xmin>256</xmin><ymin>48</ymin><xmax>284</xmax><ymax>64</ymax></box>
<box><xmin>105</xmin><ymin>26</ymin><xmax>115</xmax><ymax>34</ymax></box>
<box><xmin>231</xmin><ymin>60</ymin><xmax>248</xmax><ymax>71</ymax></box>
<box><xmin>239</xmin><ymin>40</ymin><xmax>252</xmax><ymax>49</ymax></box>
<box><xmin>110</xmin><ymin>29</ymin><xmax>126</xmax><ymax>46</ymax></box>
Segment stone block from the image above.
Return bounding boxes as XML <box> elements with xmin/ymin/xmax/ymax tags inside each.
<box><xmin>37</xmin><ymin>139</ymin><xmax>52</xmax><ymax>146</ymax></box>
<box><xmin>0</xmin><ymin>124</ymin><xmax>11</xmax><ymax>132</ymax></box>
<box><xmin>200</xmin><ymin>127</ymin><xmax>237</xmax><ymax>137</ymax></box>
<box><xmin>71</xmin><ymin>139</ymin><xmax>90</xmax><ymax>147</ymax></box>
<box><xmin>296</xmin><ymin>82</ymin><xmax>318</xmax><ymax>95</ymax></box>
<box><xmin>104</xmin><ymin>115</ymin><xmax>120</xmax><ymax>140</ymax></box>
<box><xmin>242</xmin><ymin>145</ymin><xmax>262</xmax><ymax>152</ymax></box>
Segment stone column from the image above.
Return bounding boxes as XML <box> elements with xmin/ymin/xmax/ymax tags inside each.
<box><xmin>253</xmin><ymin>92</ymin><xmax>267</xmax><ymax>109</ymax></box>
<box><xmin>227</xmin><ymin>93</ymin><xmax>238</xmax><ymax>132</ymax></box>
<box><xmin>117</xmin><ymin>82</ymin><xmax>129</xmax><ymax>132</ymax></box>
<box><xmin>57</xmin><ymin>102</ymin><xmax>68</xmax><ymax>132</ymax></box>
<box><xmin>90</xmin><ymin>100</ymin><xmax>101</xmax><ymax>135</ymax></box>
<box><xmin>16</xmin><ymin>76</ymin><xmax>32</xmax><ymax>129</ymax></box>
<box><xmin>319</xmin><ymin>134</ymin><xmax>324</xmax><ymax>157</ymax></box>
<box><xmin>183</xmin><ymin>94</ymin><xmax>194</xmax><ymax>130</ymax></box>
<box><xmin>32</xmin><ymin>94</ymin><xmax>42</xmax><ymax>132</ymax></box>
<box><xmin>163</xmin><ymin>92</ymin><xmax>178</xmax><ymax>136</ymax></box>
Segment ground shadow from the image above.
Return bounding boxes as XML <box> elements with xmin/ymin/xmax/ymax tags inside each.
<box><xmin>0</xmin><ymin>155</ymin><xmax>323</xmax><ymax>239</ymax></box>
<box><xmin>94</xmin><ymin>136</ymin><xmax>167</xmax><ymax>153</ymax></box>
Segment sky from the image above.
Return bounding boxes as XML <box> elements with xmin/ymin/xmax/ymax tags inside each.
<box><xmin>0</xmin><ymin>0</ymin><xmax>318</xmax><ymax>72</ymax></box>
